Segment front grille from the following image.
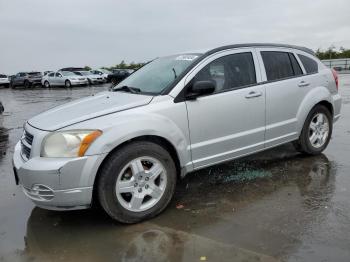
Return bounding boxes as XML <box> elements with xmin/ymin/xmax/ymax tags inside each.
<box><xmin>24</xmin><ymin>130</ymin><xmax>34</xmax><ymax>145</ymax></box>
<box><xmin>21</xmin><ymin>130</ymin><xmax>33</xmax><ymax>160</ymax></box>
<box><xmin>23</xmin><ymin>184</ymin><xmax>54</xmax><ymax>201</ymax></box>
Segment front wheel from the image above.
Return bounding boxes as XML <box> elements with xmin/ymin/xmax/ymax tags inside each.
<box><xmin>65</xmin><ymin>80</ymin><xmax>71</xmax><ymax>88</ymax></box>
<box><xmin>293</xmin><ymin>105</ymin><xmax>333</xmax><ymax>155</ymax></box>
<box><xmin>97</xmin><ymin>141</ymin><xmax>177</xmax><ymax>223</ymax></box>
<box><xmin>24</xmin><ymin>80</ymin><xmax>31</xmax><ymax>88</ymax></box>
<box><xmin>44</xmin><ymin>81</ymin><xmax>50</xmax><ymax>88</ymax></box>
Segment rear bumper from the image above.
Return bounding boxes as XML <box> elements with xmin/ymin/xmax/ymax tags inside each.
<box><xmin>12</xmin><ymin>141</ymin><xmax>107</xmax><ymax>210</ymax></box>
<box><xmin>332</xmin><ymin>93</ymin><xmax>342</xmax><ymax>123</ymax></box>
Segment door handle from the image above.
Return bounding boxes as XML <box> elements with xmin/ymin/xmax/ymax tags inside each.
<box><xmin>245</xmin><ymin>91</ymin><xmax>262</xmax><ymax>99</ymax></box>
<box><xmin>298</xmin><ymin>81</ymin><xmax>310</xmax><ymax>87</ymax></box>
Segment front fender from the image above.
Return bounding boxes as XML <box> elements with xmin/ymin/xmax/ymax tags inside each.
<box><xmin>71</xmin><ymin>111</ymin><xmax>191</xmax><ymax>171</ymax></box>
<box><xmin>296</xmin><ymin>86</ymin><xmax>333</xmax><ymax>133</ymax></box>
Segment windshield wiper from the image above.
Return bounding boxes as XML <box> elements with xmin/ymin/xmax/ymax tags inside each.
<box><xmin>112</xmin><ymin>85</ymin><xmax>141</xmax><ymax>94</ymax></box>
<box><xmin>172</xmin><ymin>68</ymin><xmax>177</xmax><ymax>79</ymax></box>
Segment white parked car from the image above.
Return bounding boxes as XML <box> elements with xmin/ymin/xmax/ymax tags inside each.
<box><xmin>90</xmin><ymin>69</ymin><xmax>111</xmax><ymax>82</ymax></box>
<box><xmin>41</xmin><ymin>71</ymin><xmax>88</xmax><ymax>88</ymax></box>
<box><xmin>74</xmin><ymin>71</ymin><xmax>104</xmax><ymax>85</ymax></box>
<box><xmin>0</xmin><ymin>74</ymin><xmax>10</xmax><ymax>88</ymax></box>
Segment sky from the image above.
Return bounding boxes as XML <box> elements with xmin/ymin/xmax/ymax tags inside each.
<box><xmin>0</xmin><ymin>0</ymin><xmax>349</xmax><ymax>74</ymax></box>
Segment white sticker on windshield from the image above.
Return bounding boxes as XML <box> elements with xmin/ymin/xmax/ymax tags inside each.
<box><xmin>175</xmin><ymin>55</ymin><xmax>198</xmax><ymax>61</ymax></box>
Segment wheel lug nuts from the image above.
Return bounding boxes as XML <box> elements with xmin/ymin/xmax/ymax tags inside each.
<box><xmin>134</xmin><ymin>183</ymin><xmax>138</xmax><ymax>187</ymax></box>
<box><xmin>145</xmin><ymin>184</ymin><xmax>149</xmax><ymax>189</ymax></box>
<box><xmin>138</xmin><ymin>188</ymin><xmax>142</xmax><ymax>193</ymax></box>
<box><xmin>145</xmin><ymin>177</ymin><xmax>149</xmax><ymax>181</ymax></box>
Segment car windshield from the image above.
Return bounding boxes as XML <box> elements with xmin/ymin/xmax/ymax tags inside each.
<box><xmin>0</xmin><ymin>74</ymin><xmax>7</xmax><ymax>78</ymax></box>
<box><xmin>100</xmin><ymin>69</ymin><xmax>111</xmax><ymax>74</ymax></box>
<box><xmin>61</xmin><ymin>71</ymin><xmax>76</xmax><ymax>76</ymax></box>
<box><xmin>112</xmin><ymin>53</ymin><xmax>202</xmax><ymax>95</ymax></box>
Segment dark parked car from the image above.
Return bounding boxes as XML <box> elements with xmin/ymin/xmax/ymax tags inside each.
<box><xmin>107</xmin><ymin>69</ymin><xmax>134</xmax><ymax>84</ymax></box>
<box><xmin>10</xmin><ymin>72</ymin><xmax>42</xmax><ymax>88</ymax></box>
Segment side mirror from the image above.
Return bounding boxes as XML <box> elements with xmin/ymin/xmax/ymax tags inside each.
<box><xmin>186</xmin><ymin>80</ymin><xmax>216</xmax><ymax>100</ymax></box>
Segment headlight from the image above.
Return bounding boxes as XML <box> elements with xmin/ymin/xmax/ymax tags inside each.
<box><xmin>41</xmin><ymin>130</ymin><xmax>102</xmax><ymax>158</ymax></box>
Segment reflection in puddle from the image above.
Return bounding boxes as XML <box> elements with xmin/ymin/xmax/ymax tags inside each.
<box><xmin>23</xmin><ymin>147</ymin><xmax>336</xmax><ymax>261</ymax></box>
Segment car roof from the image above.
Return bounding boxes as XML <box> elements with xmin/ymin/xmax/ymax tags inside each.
<box><xmin>183</xmin><ymin>43</ymin><xmax>314</xmax><ymax>56</ymax></box>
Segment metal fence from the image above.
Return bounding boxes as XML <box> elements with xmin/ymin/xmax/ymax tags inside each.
<box><xmin>322</xmin><ymin>58</ymin><xmax>350</xmax><ymax>74</ymax></box>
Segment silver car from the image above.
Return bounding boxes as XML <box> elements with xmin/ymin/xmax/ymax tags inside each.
<box><xmin>74</xmin><ymin>71</ymin><xmax>105</xmax><ymax>85</ymax></box>
<box><xmin>42</xmin><ymin>71</ymin><xmax>88</xmax><ymax>88</ymax></box>
<box><xmin>13</xmin><ymin>43</ymin><xmax>341</xmax><ymax>223</ymax></box>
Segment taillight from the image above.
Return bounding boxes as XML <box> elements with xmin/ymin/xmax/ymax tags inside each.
<box><xmin>331</xmin><ymin>69</ymin><xmax>339</xmax><ymax>90</ymax></box>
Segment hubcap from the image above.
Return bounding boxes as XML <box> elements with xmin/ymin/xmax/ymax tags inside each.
<box><xmin>115</xmin><ymin>156</ymin><xmax>167</xmax><ymax>212</ymax></box>
<box><xmin>308</xmin><ymin>113</ymin><xmax>329</xmax><ymax>148</ymax></box>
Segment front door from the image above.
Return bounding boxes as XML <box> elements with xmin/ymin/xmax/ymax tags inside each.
<box><xmin>185</xmin><ymin>50</ymin><xmax>266</xmax><ymax>169</ymax></box>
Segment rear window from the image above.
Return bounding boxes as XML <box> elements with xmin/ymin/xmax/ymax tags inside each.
<box><xmin>0</xmin><ymin>74</ymin><xmax>7</xmax><ymax>78</ymax></box>
<box><xmin>298</xmin><ymin>54</ymin><xmax>318</xmax><ymax>74</ymax></box>
<box><xmin>261</xmin><ymin>51</ymin><xmax>301</xmax><ymax>81</ymax></box>
<box><xmin>28</xmin><ymin>72</ymin><xmax>41</xmax><ymax>76</ymax></box>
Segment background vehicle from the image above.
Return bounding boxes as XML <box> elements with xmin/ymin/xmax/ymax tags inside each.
<box><xmin>0</xmin><ymin>101</ymin><xmax>3</xmax><ymax>114</ymax></box>
<box><xmin>43</xmin><ymin>71</ymin><xmax>54</xmax><ymax>76</ymax></box>
<box><xmin>41</xmin><ymin>71</ymin><xmax>88</xmax><ymax>88</ymax></box>
<box><xmin>10</xmin><ymin>72</ymin><xmax>42</xmax><ymax>88</ymax></box>
<box><xmin>90</xmin><ymin>69</ymin><xmax>111</xmax><ymax>82</ymax></box>
<box><xmin>107</xmin><ymin>69</ymin><xmax>134</xmax><ymax>84</ymax></box>
<box><xmin>74</xmin><ymin>71</ymin><xmax>104</xmax><ymax>85</ymax></box>
<box><xmin>13</xmin><ymin>44</ymin><xmax>341</xmax><ymax>223</ymax></box>
<box><xmin>0</xmin><ymin>74</ymin><xmax>10</xmax><ymax>88</ymax></box>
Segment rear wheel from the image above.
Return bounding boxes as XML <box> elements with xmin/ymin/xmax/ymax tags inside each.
<box><xmin>44</xmin><ymin>81</ymin><xmax>50</xmax><ymax>88</ymax></box>
<box><xmin>293</xmin><ymin>105</ymin><xmax>332</xmax><ymax>155</ymax></box>
<box><xmin>98</xmin><ymin>141</ymin><xmax>177</xmax><ymax>223</ymax></box>
<box><xmin>65</xmin><ymin>80</ymin><xmax>71</xmax><ymax>88</ymax></box>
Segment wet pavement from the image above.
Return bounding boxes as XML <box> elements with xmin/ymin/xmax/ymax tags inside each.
<box><xmin>0</xmin><ymin>78</ymin><xmax>350</xmax><ymax>262</ymax></box>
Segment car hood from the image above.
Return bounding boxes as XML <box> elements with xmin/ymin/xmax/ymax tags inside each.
<box><xmin>28</xmin><ymin>91</ymin><xmax>153</xmax><ymax>131</ymax></box>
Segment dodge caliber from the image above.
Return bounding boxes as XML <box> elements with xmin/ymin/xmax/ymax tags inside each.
<box><xmin>13</xmin><ymin>44</ymin><xmax>341</xmax><ymax>223</ymax></box>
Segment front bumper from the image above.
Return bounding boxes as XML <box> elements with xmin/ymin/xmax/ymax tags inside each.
<box><xmin>13</xmin><ymin>141</ymin><xmax>107</xmax><ymax>210</ymax></box>
<box><xmin>71</xmin><ymin>80</ymin><xmax>88</xmax><ymax>86</ymax></box>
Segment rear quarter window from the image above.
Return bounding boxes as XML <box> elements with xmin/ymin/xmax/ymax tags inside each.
<box><xmin>298</xmin><ymin>54</ymin><xmax>318</xmax><ymax>74</ymax></box>
<box><xmin>261</xmin><ymin>51</ymin><xmax>295</xmax><ymax>81</ymax></box>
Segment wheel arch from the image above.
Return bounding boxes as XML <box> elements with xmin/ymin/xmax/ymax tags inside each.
<box><xmin>296</xmin><ymin>87</ymin><xmax>334</xmax><ymax>134</ymax></box>
<box><xmin>91</xmin><ymin>134</ymin><xmax>182</xmax><ymax>207</ymax></box>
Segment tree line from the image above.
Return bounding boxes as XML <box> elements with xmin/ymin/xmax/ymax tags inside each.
<box><xmin>315</xmin><ymin>46</ymin><xmax>350</xmax><ymax>60</ymax></box>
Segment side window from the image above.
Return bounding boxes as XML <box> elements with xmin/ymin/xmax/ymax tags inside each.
<box><xmin>48</xmin><ymin>73</ymin><xmax>55</xmax><ymax>77</ymax></box>
<box><xmin>288</xmin><ymin>53</ymin><xmax>303</xmax><ymax>76</ymax></box>
<box><xmin>55</xmin><ymin>73</ymin><xmax>62</xmax><ymax>77</ymax></box>
<box><xmin>261</xmin><ymin>51</ymin><xmax>296</xmax><ymax>81</ymax></box>
<box><xmin>298</xmin><ymin>54</ymin><xmax>318</xmax><ymax>74</ymax></box>
<box><xmin>193</xmin><ymin>52</ymin><xmax>256</xmax><ymax>92</ymax></box>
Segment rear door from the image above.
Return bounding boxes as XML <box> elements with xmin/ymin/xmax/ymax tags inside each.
<box><xmin>256</xmin><ymin>48</ymin><xmax>308</xmax><ymax>148</ymax></box>
<box><xmin>184</xmin><ymin>49</ymin><xmax>266</xmax><ymax>169</ymax></box>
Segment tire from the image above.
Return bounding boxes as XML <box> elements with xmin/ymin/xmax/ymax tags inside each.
<box><xmin>65</xmin><ymin>80</ymin><xmax>71</xmax><ymax>88</ymax></box>
<box><xmin>88</xmin><ymin>79</ymin><xmax>92</xmax><ymax>85</ymax></box>
<box><xmin>44</xmin><ymin>81</ymin><xmax>50</xmax><ymax>88</ymax></box>
<box><xmin>293</xmin><ymin>105</ymin><xmax>333</xmax><ymax>155</ymax></box>
<box><xmin>111</xmin><ymin>77</ymin><xmax>118</xmax><ymax>85</ymax></box>
<box><xmin>24</xmin><ymin>80</ymin><xmax>31</xmax><ymax>88</ymax></box>
<box><xmin>98</xmin><ymin>141</ymin><xmax>177</xmax><ymax>223</ymax></box>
